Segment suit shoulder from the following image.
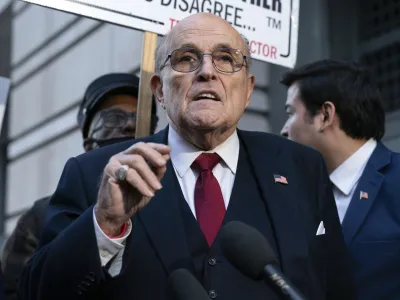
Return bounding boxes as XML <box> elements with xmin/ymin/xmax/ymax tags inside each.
<box><xmin>74</xmin><ymin>139</ymin><xmax>133</xmax><ymax>163</ymax></box>
<box><xmin>386</xmin><ymin>148</ymin><xmax>400</xmax><ymax>175</ymax></box>
<box><xmin>240</xmin><ymin>130</ymin><xmax>323</xmax><ymax>161</ymax></box>
<box><xmin>390</xmin><ymin>149</ymin><xmax>400</xmax><ymax>163</ymax></box>
<box><xmin>74</xmin><ymin>134</ymin><xmax>158</xmax><ymax>164</ymax></box>
<box><xmin>371</xmin><ymin>143</ymin><xmax>400</xmax><ymax>173</ymax></box>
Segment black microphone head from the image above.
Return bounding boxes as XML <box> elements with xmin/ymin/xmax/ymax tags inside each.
<box><xmin>220</xmin><ymin>221</ymin><xmax>278</xmax><ymax>280</ymax></box>
<box><xmin>168</xmin><ymin>269</ymin><xmax>210</xmax><ymax>300</ymax></box>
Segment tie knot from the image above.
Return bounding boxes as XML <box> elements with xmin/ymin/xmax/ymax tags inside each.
<box><xmin>192</xmin><ymin>153</ymin><xmax>221</xmax><ymax>172</ymax></box>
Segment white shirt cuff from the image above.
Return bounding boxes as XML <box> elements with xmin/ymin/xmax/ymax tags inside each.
<box><xmin>92</xmin><ymin>208</ymin><xmax>132</xmax><ymax>276</ymax></box>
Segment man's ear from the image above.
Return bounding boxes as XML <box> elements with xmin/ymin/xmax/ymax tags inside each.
<box><xmin>318</xmin><ymin>101</ymin><xmax>336</xmax><ymax>132</ymax></box>
<box><xmin>245</xmin><ymin>74</ymin><xmax>255</xmax><ymax>108</ymax></box>
<box><xmin>150</xmin><ymin>73</ymin><xmax>164</xmax><ymax>108</ymax></box>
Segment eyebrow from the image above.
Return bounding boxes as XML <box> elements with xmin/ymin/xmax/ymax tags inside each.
<box><xmin>214</xmin><ymin>43</ymin><xmax>234</xmax><ymax>49</ymax></box>
<box><xmin>178</xmin><ymin>43</ymin><xmax>198</xmax><ymax>49</ymax></box>
<box><xmin>101</xmin><ymin>107</ymin><xmax>128</xmax><ymax>114</ymax></box>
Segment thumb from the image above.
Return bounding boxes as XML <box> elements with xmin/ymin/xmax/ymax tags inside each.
<box><xmin>154</xmin><ymin>153</ymin><xmax>170</xmax><ymax>182</ymax></box>
<box><xmin>155</xmin><ymin>165</ymin><xmax>167</xmax><ymax>182</ymax></box>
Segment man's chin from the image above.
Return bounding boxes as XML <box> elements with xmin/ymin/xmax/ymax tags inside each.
<box><xmin>189</xmin><ymin>125</ymin><xmax>218</xmax><ymax>132</ymax></box>
<box><xmin>188</xmin><ymin>113</ymin><xmax>222</xmax><ymax>127</ymax></box>
<box><xmin>188</xmin><ymin>119</ymin><xmax>221</xmax><ymax>131</ymax></box>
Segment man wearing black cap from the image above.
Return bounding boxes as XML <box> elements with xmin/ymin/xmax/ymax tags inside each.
<box><xmin>79</xmin><ymin>73</ymin><xmax>158</xmax><ymax>151</ymax></box>
<box><xmin>1</xmin><ymin>73</ymin><xmax>158</xmax><ymax>300</ymax></box>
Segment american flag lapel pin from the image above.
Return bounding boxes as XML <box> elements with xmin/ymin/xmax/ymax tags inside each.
<box><xmin>360</xmin><ymin>191</ymin><xmax>368</xmax><ymax>200</ymax></box>
<box><xmin>274</xmin><ymin>174</ymin><xmax>288</xmax><ymax>185</ymax></box>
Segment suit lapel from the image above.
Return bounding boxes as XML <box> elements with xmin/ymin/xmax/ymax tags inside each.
<box><xmin>136</xmin><ymin>127</ymin><xmax>194</xmax><ymax>275</ymax></box>
<box><xmin>237</xmin><ymin>131</ymin><xmax>307</xmax><ymax>271</ymax></box>
<box><xmin>223</xmin><ymin>143</ymin><xmax>280</xmax><ymax>262</ymax></box>
<box><xmin>341</xmin><ymin>143</ymin><xmax>391</xmax><ymax>245</ymax></box>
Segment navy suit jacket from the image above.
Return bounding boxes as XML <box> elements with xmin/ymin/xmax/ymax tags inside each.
<box><xmin>341</xmin><ymin>142</ymin><xmax>400</xmax><ymax>299</ymax></box>
<box><xmin>18</xmin><ymin>128</ymin><xmax>356</xmax><ymax>300</ymax></box>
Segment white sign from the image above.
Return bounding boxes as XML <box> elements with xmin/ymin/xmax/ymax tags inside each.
<box><xmin>22</xmin><ymin>0</ymin><xmax>299</xmax><ymax>67</ymax></box>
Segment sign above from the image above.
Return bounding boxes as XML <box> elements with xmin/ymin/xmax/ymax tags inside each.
<box><xmin>22</xmin><ymin>0</ymin><xmax>300</xmax><ymax>67</ymax></box>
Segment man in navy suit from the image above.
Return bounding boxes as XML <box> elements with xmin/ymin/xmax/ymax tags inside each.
<box><xmin>18</xmin><ymin>13</ymin><xmax>355</xmax><ymax>300</ymax></box>
<box><xmin>281</xmin><ymin>59</ymin><xmax>400</xmax><ymax>300</ymax></box>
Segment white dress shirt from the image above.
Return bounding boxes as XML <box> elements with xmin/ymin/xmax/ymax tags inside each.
<box><xmin>168</xmin><ymin>125</ymin><xmax>239</xmax><ymax>217</ymax></box>
<box><xmin>329</xmin><ymin>139</ymin><xmax>377</xmax><ymax>223</ymax></box>
<box><xmin>93</xmin><ymin>126</ymin><xmax>240</xmax><ymax>276</ymax></box>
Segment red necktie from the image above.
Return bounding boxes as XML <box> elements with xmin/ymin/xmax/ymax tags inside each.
<box><xmin>191</xmin><ymin>153</ymin><xmax>226</xmax><ymax>246</ymax></box>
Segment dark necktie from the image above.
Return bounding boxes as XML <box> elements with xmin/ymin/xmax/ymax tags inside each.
<box><xmin>191</xmin><ymin>153</ymin><xmax>226</xmax><ymax>246</ymax></box>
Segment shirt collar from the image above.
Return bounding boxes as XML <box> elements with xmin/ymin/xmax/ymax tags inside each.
<box><xmin>329</xmin><ymin>139</ymin><xmax>377</xmax><ymax>195</ymax></box>
<box><xmin>168</xmin><ymin>126</ymin><xmax>240</xmax><ymax>178</ymax></box>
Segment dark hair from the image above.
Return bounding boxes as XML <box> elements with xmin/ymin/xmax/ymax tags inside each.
<box><xmin>280</xmin><ymin>59</ymin><xmax>385</xmax><ymax>141</ymax></box>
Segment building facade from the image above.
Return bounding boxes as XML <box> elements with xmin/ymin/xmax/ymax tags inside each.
<box><xmin>0</xmin><ymin>0</ymin><xmax>399</xmax><ymax>243</ymax></box>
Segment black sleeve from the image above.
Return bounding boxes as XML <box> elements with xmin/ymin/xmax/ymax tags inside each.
<box><xmin>17</xmin><ymin>158</ymin><xmax>107</xmax><ymax>300</ymax></box>
<box><xmin>315</xmin><ymin>154</ymin><xmax>357</xmax><ymax>300</ymax></box>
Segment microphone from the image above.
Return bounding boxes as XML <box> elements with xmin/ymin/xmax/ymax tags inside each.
<box><xmin>220</xmin><ymin>221</ymin><xmax>307</xmax><ymax>300</ymax></box>
<box><xmin>168</xmin><ymin>268</ymin><xmax>210</xmax><ymax>300</ymax></box>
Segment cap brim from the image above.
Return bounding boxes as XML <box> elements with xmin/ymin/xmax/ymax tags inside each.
<box><xmin>90</xmin><ymin>82</ymin><xmax>139</xmax><ymax>111</ymax></box>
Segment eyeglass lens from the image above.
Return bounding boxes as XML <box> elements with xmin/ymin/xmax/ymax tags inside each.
<box><xmin>101</xmin><ymin>110</ymin><xmax>137</xmax><ymax>128</ymax></box>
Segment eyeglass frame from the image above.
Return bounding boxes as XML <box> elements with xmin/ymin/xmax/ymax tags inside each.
<box><xmin>160</xmin><ymin>47</ymin><xmax>248</xmax><ymax>74</ymax></box>
<box><xmin>89</xmin><ymin>108</ymin><xmax>159</xmax><ymax>136</ymax></box>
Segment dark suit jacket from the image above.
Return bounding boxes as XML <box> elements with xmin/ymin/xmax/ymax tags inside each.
<box><xmin>341</xmin><ymin>142</ymin><xmax>400</xmax><ymax>299</ymax></box>
<box><xmin>18</xmin><ymin>128</ymin><xmax>356</xmax><ymax>300</ymax></box>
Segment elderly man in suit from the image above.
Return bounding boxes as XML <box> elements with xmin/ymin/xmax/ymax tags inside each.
<box><xmin>19</xmin><ymin>13</ymin><xmax>355</xmax><ymax>300</ymax></box>
<box><xmin>281</xmin><ymin>59</ymin><xmax>400</xmax><ymax>300</ymax></box>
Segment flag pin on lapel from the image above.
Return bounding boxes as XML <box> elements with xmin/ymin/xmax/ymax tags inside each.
<box><xmin>360</xmin><ymin>191</ymin><xmax>368</xmax><ymax>200</ymax></box>
<box><xmin>274</xmin><ymin>174</ymin><xmax>288</xmax><ymax>185</ymax></box>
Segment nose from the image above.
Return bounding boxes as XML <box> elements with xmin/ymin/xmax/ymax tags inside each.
<box><xmin>280</xmin><ymin>125</ymin><xmax>288</xmax><ymax>138</ymax></box>
<box><xmin>196</xmin><ymin>54</ymin><xmax>217</xmax><ymax>82</ymax></box>
<box><xmin>122</xmin><ymin>117</ymin><xmax>136</xmax><ymax>136</ymax></box>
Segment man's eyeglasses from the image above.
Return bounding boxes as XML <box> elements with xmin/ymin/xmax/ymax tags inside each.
<box><xmin>161</xmin><ymin>47</ymin><xmax>247</xmax><ymax>74</ymax></box>
<box><xmin>91</xmin><ymin>109</ymin><xmax>158</xmax><ymax>133</ymax></box>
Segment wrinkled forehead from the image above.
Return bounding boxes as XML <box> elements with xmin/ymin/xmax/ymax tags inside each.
<box><xmin>168</xmin><ymin>21</ymin><xmax>244</xmax><ymax>53</ymax></box>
